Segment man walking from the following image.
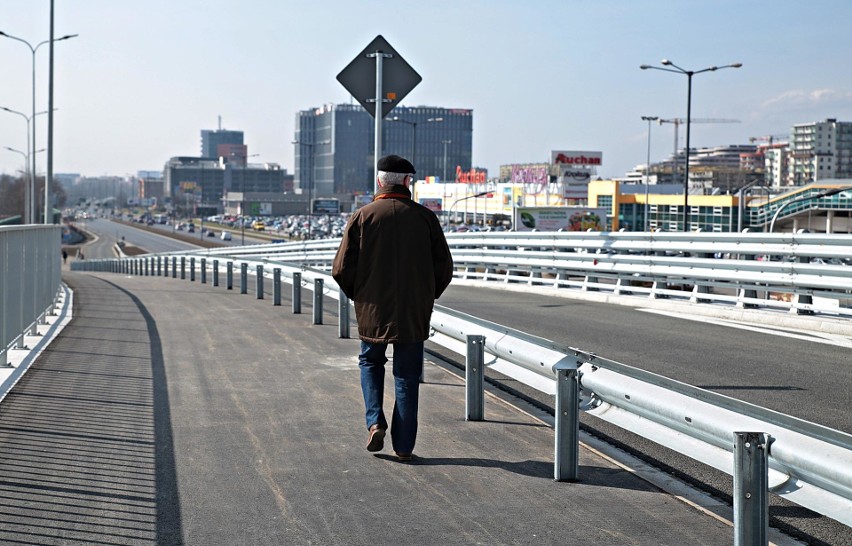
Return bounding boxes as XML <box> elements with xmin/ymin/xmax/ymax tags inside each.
<box><xmin>333</xmin><ymin>155</ymin><xmax>453</xmax><ymax>462</ymax></box>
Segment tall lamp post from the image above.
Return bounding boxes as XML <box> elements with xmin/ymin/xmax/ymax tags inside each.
<box><xmin>641</xmin><ymin>115</ymin><xmax>658</xmax><ymax>231</ymax></box>
<box><xmin>292</xmin><ymin>139</ymin><xmax>330</xmax><ymax>239</ymax></box>
<box><xmin>4</xmin><ymin>145</ymin><xmax>45</xmax><ymax>220</ymax></box>
<box><xmin>388</xmin><ymin>116</ymin><xmax>443</xmax><ymax>170</ymax></box>
<box><xmin>1</xmin><ymin>107</ymin><xmax>52</xmax><ymax>223</ymax></box>
<box><xmin>769</xmin><ymin>187</ymin><xmax>851</xmax><ymax>233</ymax></box>
<box><xmin>640</xmin><ymin>59</ymin><xmax>742</xmax><ymax>231</ymax></box>
<box><xmin>0</xmin><ymin>30</ymin><xmax>77</xmax><ymax>223</ymax></box>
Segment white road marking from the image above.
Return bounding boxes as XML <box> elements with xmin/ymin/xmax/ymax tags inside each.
<box><xmin>637</xmin><ymin>308</ymin><xmax>852</xmax><ymax>349</ymax></box>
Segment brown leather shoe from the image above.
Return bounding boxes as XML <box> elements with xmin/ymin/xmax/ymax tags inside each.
<box><xmin>366</xmin><ymin>424</ymin><xmax>386</xmax><ymax>452</ymax></box>
<box><xmin>394</xmin><ymin>451</ymin><xmax>413</xmax><ymax>462</ymax></box>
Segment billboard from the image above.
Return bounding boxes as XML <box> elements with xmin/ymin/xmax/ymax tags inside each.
<box><xmin>419</xmin><ymin>198</ymin><xmax>443</xmax><ymax>212</ymax></box>
<box><xmin>514</xmin><ymin>207</ymin><xmax>606</xmax><ymax>232</ymax></box>
<box><xmin>312</xmin><ymin>198</ymin><xmax>340</xmax><ymax>214</ymax></box>
<box><xmin>551</xmin><ymin>151</ymin><xmax>603</xmax><ymax>166</ymax></box>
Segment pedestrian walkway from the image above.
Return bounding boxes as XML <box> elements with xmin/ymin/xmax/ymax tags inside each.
<box><xmin>0</xmin><ymin>271</ymin><xmax>740</xmax><ymax>545</ymax></box>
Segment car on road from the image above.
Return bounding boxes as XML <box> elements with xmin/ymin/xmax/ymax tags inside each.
<box><xmin>220</xmin><ymin>231</ymin><xmax>232</xmax><ymax>241</ymax></box>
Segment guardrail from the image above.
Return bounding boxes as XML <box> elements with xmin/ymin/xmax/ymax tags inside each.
<box><xmin>73</xmin><ymin>247</ymin><xmax>852</xmax><ymax>540</ymax></box>
<box><xmin>0</xmin><ymin>225</ymin><xmax>63</xmax><ymax>366</ymax></box>
<box><xmin>122</xmin><ymin>231</ymin><xmax>852</xmax><ymax>317</ymax></box>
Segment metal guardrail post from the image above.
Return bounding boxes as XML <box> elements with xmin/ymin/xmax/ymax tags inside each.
<box><xmin>273</xmin><ymin>268</ymin><xmax>281</xmax><ymax>306</ymax></box>
<box><xmin>157</xmin><ymin>256</ymin><xmax>162</xmax><ymax>276</ymax></box>
<box><xmin>734</xmin><ymin>432</ymin><xmax>769</xmax><ymax>546</ymax></box>
<box><xmin>200</xmin><ymin>258</ymin><xmax>207</xmax><ymax>284</ymax></box>
<box><xmin>554</xmin><ymin>364</ymin><xmax>580</xmax><ymax>482</ymax></box>
<box><xmin>144</xmin><ymin>257</ymin><xmax>149</xmax><ymax>276</ymax></box>
<box><xmin>737</xmin><ymin>254</ymin><xmax>758</xmax><ymax>308</ymax></box>
<box><xmin>240</xmin><ymin>263</ymin><xmax>248</xmax><ymax>294</ymax></box>
<box><xmin>180</xmin><ymin>257</ymin><xmax>186</xmax><ymax>280</ymax></box>
<box><xmin>292</xmin><ymin>272</ymin><xmax>302</xmax><ymax>314</ymax></box>
<box><xmin>163</xmin><ymin>257</ymin><xmax>169</xmax><ymax>277</ymax></box>
<box><xmin>338</xmin><ymin>289</ymin><xmax>350</xmax><ymax>338</ymax></box>
<box><xmin>172</xmin><ymin>257</ymin><xmax>177</xmax><ymax>279</ymax></box>
<box><xmin>792</xmin><ymin>255</ymin><xmax>814</xmax><ymax>315</ymax></box>
<box><xmin>190</xmin><ymin>257</ymin><xmax>196</xmax><ymax>282</ymax></box>
<box><xmin>465</xmin><ymin>335</ymin><xmax>485</xmax><ymax>421</ymax></box>
<box><xmin>256</xmin><ymin>265</ymin><xmax>264</xmax><ymax>299</ymax></box>
<box><xmin>213</xmin><ymin>259</ymin><xmax>219</xmax><ymax>287</ymax></box>
<box><xmin>226</xmin><ymin>261</ymin><xmax>233</xmax><ymax>290</ymax></box>
<box><xmin>313</xmin><ymin>279</ymin><xmax>324</xmax><ymax>324</ymax></box>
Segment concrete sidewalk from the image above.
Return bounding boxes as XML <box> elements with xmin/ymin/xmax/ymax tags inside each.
<box><xmin>0</xmin><ymin>271</ymin><xmax>740</xmax><ymax>545</ymax></box>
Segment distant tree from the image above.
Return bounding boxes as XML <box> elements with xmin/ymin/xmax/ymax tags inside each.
<box><xmin>0</xmin><ymin>174</ymin><xmax>26</xmax><ymax>218</ymax></box>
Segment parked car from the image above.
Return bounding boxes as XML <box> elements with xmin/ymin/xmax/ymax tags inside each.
<box><xmin>206</xmin><ymin>230</ymin><xmax>216</xmax><ymax>237</ymax></box>
<box><xmin>252</xmin><ymin>220</ymin><xmax>266</xmax><ymax>231</ymax></box>
<box><xmin>220</xmin><ymin>231</ymin><xmax>232</xmax><ymax>241</ymax></box>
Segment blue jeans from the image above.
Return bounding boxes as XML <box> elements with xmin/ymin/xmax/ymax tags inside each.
<box><xmin>359</xmin><ymin>340</ymin><xmax>424</xmax><ymax>454</ymax></box>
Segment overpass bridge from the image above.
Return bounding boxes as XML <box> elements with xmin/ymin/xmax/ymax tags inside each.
<box><xmin>2</xmin><ymin>225</ymin><xmax>851</xmax><ymax>544</ymax></box>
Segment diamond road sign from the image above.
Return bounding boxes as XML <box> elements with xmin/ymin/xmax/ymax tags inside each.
<box><xmin>336</xmin><ymin>35</ymin><xmax>422</xmax><ymax>119</ymax></box>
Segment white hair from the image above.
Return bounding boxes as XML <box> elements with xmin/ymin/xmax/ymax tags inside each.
<box><xmin>377</xmin><ymin>171</ymin><xmax>410</xmax><ymax>186</ymax></box>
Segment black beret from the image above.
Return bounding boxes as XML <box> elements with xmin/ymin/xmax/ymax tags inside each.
<box><xmin>377</xmin><ymin>154</ymin><xmax>416</xmax><ymax>174</ymax></box>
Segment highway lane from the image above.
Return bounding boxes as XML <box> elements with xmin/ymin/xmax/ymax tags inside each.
<box><xmin>78</xmin><ymin>218</ymin><xmax>202</xmax><ymax>258</ymax></box>
<box><xmin>434</xmin><ymin>283</ymin><xmax>851</xmax><ymax>546</ymax></box>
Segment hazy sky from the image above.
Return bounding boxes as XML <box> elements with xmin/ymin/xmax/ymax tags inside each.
<box><xmin>2</xmin><ymin>0</ymin><xmax>852</xmax><ymax>181</ymax></box>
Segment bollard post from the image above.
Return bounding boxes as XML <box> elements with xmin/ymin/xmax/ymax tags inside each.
<box><xmin>292</xmin><ymin>272</ymin><xmax>302</xmax><ymax>314</ymax></box>
<box><xmin>312</xmin><ymin>278</ymin><xmax>323</xmax><ymax>324</ymax></box>
<box><xmin>338</xmin><ymin>289</ymin><xmax>350</xmax><ymax>338</ymax></box>
<box><xmin>164</xmin><ymin>256</ymin><xmax>169</xmax><ymax>277</ymax></box>
<box><xmin>240</xmin><ymin>263</ymin><xmax>248</xmax><ymax>294</ymax></box>
<box><xmin>190</xmin><ymin>257</ymin><xmax>196</xmax><ymax>282</ymax></box>
<box><xmin>172</xmin><ymin>257</ymin><xmax>177</xmax><ymax>278</ymax></box>
<box><xmin>200</xmin><ymin>258</ymin><xmax>207</xmax><ymax>284</ymax></box>
<box><xmin>256</xmin><ymin>265</ymin><xmax>264</xmax><ymax>299</ymax></box>
<box><xmin>465</xmin><ymin>335</ymin><xmax>485</xmax><ymax>421</ymax></box>
<box><xmin>554</xmin><ymin>363</ymin><xmax>579</xmax><ymax>482</ymax></box>
<box><xmin>144</xmin><ymin>257</ymin><xmax>150</xmax><ymax>276</ymax></box>
<box><xmin>273</xmin><ymin>268</ymin><xmax>281</xmax><ymax>306</ymax></box>
<box><xmin>157</xmin><ymin>256</ymin><xmax>162</xmax><ymax>276</ymax></box>
<box><xmin>180</xmin><ymin>257</ymin><xmax>186</xmax><ymax>280</ymax></box>
<box><xmin>734</xmin><ymin>432</ymin><xmax>769</xmax><ymax>546</ymax></box>
<box><xmin>213</xmin><ymin>259</ymin><xmax>219</xmax><ymax>287</ymax></box>
<box><xmin>226</xmin><ymin>261</ymin><xmax>233</xmax><ymax>290</ymax></box>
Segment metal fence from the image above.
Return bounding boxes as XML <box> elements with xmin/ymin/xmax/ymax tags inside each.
<box><xmin>73</xmin><ymin>244</ymin><xmax>852</xmax><ymax>538</ymax></box>
<box><xmin>0</xmin><ymin>225</ymin><xmax>63</xmax><ymax>366</ymax></box>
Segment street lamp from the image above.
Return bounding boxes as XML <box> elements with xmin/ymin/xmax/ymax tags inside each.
<box><xmin>448</xmin><ymin>191</ymin><xmax>490</xmax><ymax>229</ymax></box>
<box><xmin>641</xmin><ymin>59</ymin><xmax>742</xmax><ymax>231</ymax></box>
<box><xmin>4</xmin><ymin>145</ymin><xmax>45</xmax><ymax>221</ymax></box>
<box><xmin>641</xmin><ymin>115</ymin><xmax>658</xmax><ymax>231</ymax></box>
<box><xmin>0</xmin><ymin>31</ymin><xmax>77</xmax><ymax>224</ymax></box>
<box><xmin>1</xmin><ymin>107</ymin><xmax>52</xmax><ymax>223</ymax></box>
<box><xmin>769</xmin><ymin>187</ymin><xmax>852</xmax><ymax>233</ymax></box>
<box><xmin>388</xmin><ymin>116</ymin><xmax>443</xmax><ymax>171</ymax></box>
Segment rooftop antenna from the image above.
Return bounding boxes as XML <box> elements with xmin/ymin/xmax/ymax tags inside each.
<box><xmin>218</xmin><ymin>115</ymin><xmax>222</xmax><ymax>130</ymax></box>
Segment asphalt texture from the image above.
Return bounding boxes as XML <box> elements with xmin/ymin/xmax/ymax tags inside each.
<box><xmin>0</xmin><ymin>270</ymin><xmax>737</xmax><ymax>545</ymax></box>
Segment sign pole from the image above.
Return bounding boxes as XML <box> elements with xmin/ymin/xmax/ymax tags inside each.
<box><xmin>368</xmin><ymin>51</ymin><xmax>391</xmax><ymax>195</ymax></box>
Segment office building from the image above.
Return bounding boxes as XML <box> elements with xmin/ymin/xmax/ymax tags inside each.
<box><xmin>789</xmin><ymin>119</ymin><xmax>852</xmax><ymax>185</ymax></box>
<box><xmin>164</xmin><ymin>156</ymin><xmax>289</xmax><ymax>214</ymax></box>
<box><xmin>201</xmin><ymin>129</ymin><xmax>245</xmax><ymax>163</ymax></box>
<box><xmin>294</xmin><ymin>104</ymin><xmax>473</xmax><ymax>200</ymax></box>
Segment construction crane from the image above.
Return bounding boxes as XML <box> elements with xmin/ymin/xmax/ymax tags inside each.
<box><xmin>658</xmin><ymin>118</ymin><xmax>741</xmax><ymax>186</ymax></box>
<box><xmin>749</xmin><ymin>134</ymin><xmax>788</xmax><ymax>145</ymax></box>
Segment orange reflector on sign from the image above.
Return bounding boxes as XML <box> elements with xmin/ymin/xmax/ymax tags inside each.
<box><xmin>386</xmin><ymin>92</ymin><xmax>397</xmax><ymax>100</ymax></box>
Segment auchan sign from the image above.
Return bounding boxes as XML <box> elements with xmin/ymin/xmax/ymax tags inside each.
<box><xmin>551</xmin><ymin>150</ymin><xmax>602</xmax><ymax>166</ymax></box>
<box><xmin>455</xmin><ymin>166</ymin><xmax>487</xmax><ymax>184</ymax></box>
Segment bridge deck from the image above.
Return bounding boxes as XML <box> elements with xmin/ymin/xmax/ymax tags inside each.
<box><xmin>0</xmin><ymin>271</ymin><xmax>736</xmax><ymax>545</ymax></box>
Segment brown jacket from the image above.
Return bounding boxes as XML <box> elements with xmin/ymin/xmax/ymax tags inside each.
<box><xmin>332</xmin><ymin>184</ymin><xmax>453</xmax><ymax>343</ymax></box>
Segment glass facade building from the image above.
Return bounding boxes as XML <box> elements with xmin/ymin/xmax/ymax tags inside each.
<box><xmin>294</xmin><ymin>104</ymin><xmax>473</xmax><ymax>198</ymax></box>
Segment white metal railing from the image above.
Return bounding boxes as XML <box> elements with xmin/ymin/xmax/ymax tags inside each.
<box><xmin>113</xmin><ymin>231</ymin><xmax>852</xmax><ymax>317</ymax></box>
<box><xmin>73</xmin><ymin>248</ymin><xmax>852</xmax><ymax>535</ymax></box>
<box><xmin>0</xmin><ymin>225</ymin><xmax>63</xmax><ymax>365</ymax></box>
